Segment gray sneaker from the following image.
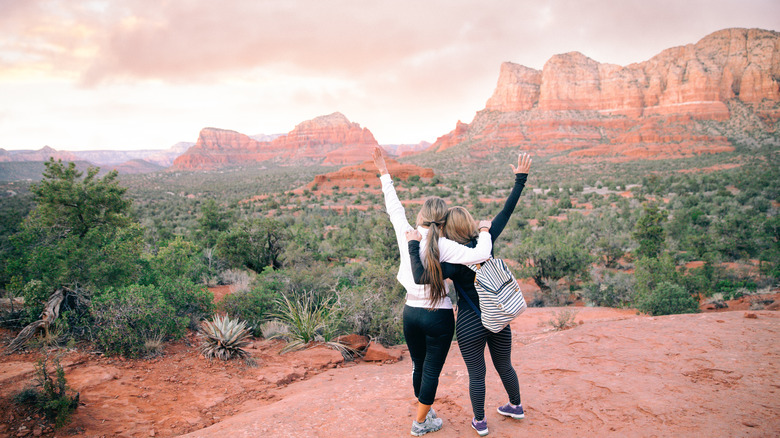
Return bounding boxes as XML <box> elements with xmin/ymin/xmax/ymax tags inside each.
<box><xmin>411</xmin><ymin>416</ymin><xmax>443</xmax><ymax>436</ymax></box>
<box><xmin>426</xmin><ymin>407</ymin><xmax>437</xmax><ymax>421</ymax></box>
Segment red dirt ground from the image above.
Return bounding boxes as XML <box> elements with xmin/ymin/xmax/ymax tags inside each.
<box><xmin>1</xmin><ymin>302</ymin><xmax>778</xmax><ymax>437</ymax></box>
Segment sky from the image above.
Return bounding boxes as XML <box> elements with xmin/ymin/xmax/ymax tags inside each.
<box><xmin>1</xmin><ymin>0</ymin><xmax>778</xmax><ymax>151</ymax></box>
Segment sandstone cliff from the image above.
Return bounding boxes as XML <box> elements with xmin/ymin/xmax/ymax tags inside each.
<box><xmin>432</xmin><ymin>28</ymin><xmax>780</xmax><ymax>161</ymax></box>
<box><xmin>171</xmin><ymin>113</ymin><xmax>379</xmax><ymax>170</ymax></box>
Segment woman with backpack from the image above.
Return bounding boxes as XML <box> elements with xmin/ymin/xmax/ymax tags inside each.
<box><xmin>406</xmin><ymin>152</ymin><xmax>532</xmax><ymax>436</ymax></box>
<box><xmin>372</xmin><ymin>147</ymin><xmax>494</xmax><ymax>436</ymax></box>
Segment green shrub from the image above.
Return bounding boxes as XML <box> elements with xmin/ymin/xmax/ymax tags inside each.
<box><xmin>14</xmin><ymin>355</ymin><xmax>79</xmax><ymax>428</ymax></box>
<box><xmin>150</xmin><ymin>237</ymin><xmax>207</xmax><ymax>283</ymax></box>
<box><xmin>155</xmin><ymin>277</ymin><xmax>214</xmax><ymax>329</ymax></box>
<box><xmin>335</xmin><ymin>261</ymin><xmax>405</xmax><ymax>345</ymax></box>
<box><xmin>337</xmin><ymin>285</ymin><xmax>404</xmax><ymax>346</ymax></box>
<box><xmin>583</xmin><ymin>271</ymin><xmax>635</xmax><ymax>308</ymax></box>
<box><xmin>90</xmin><ymin>285</ymin><xmax>188</xmax><ymax>358</ymax></box>
<box><xmin>218</xmin><ymin>286</ymin><xmax>278</xmax><ymax>336</ymax></box>
<box><xmin>635</xmin><ymin>282</ymin><xmax>700</xmax><ymax>316</ymax></box>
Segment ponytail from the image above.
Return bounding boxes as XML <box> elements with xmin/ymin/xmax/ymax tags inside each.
<box><xmin>417</xmin><ymin>197</ymin><xmax>448</xmax><ymax>308</ymax></box>
<box><xmin>421</xmin><ymin>222</ymin><xmax>447</xmax><ymax>306</ymax></box>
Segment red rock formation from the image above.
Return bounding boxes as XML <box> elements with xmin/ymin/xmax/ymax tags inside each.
<box><xmin>302</xmin><ymin>158</ymin><xmax>434</xmax><ymax>193</ymax></box>
<box><xmin>431</xmin><ymin>28</ymin><xmax>779</xmax><ymax>161</ymax></box>
<box><xmin>172</xmin><ymin>113</ymin><xmax>379</xmax><ymax>170</ymax></box>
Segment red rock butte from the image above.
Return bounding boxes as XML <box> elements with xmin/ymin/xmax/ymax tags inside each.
<box><xmin>300</xmin><ymin>158</ymin><xmax>435</xmax><ymax>193</ymax></box>
<box><xmin>430</xmin><ymin>28</ymin><xmax>780</xmax><ymax>161</ymax></box>
<box><xmin>171</xmin><ymin>112</ymin><xmax>379</xmax><ymax>170</ymax></box>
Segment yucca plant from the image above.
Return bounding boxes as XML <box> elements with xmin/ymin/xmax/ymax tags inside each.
<box><xmin>271</xmin><ymin>291</ymin><xmax>355</xmax><ymax>357</ymax></box>
<box><xmin>199</xmin><ymin>314</ymin><xmax>253</xmax><ymax>361</ymax></box>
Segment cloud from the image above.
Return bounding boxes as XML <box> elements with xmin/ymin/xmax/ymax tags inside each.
<box><xmin>4</xmin><ymin>1</ymin><xmax>779</xmax><ymax>85</ymax></box>
<box><xmin>1</xmin><ymin>0</ymin><xmax>778</xmax><ymax>148</ymax></box>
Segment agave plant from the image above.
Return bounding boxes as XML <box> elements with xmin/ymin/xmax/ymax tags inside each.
<box><xmin>199</xmin><ymin>314</ymin><xmax>253</xmax><ymax>361</ymax></box>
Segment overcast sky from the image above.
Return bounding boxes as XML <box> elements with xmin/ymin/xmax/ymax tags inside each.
<box><xmin>1</xmin><ymin>0</ymin><xmax>778</xmax><ymax>151</ymax></box>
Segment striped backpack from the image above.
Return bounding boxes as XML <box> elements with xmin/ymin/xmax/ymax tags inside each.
<box><xmin>460</xmin><ymin>258</ymin><xmax>527</xmax><ymax>333</ymax></box>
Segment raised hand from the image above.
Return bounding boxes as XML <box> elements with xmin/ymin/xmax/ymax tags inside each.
<box><xmin>372</xmin><ymin>146</ymin><xmax>388</xmax><ymax>175</ymax></box>
<box><xmin>478</xmin><ymin>220</ymin><xmax>492</xmax><ymax>231</ymax></box>
<box><xmin>510</xmin><ymin>152</ymin><xmax>532</xmax><ymax>174</ymax></box>
<box><xmin>405</xmin><ymin>229</ymin><xmax>422</xmax><ymax>242</ymax></box>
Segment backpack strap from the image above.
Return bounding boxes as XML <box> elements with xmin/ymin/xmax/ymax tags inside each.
<box><xmin>454</xmin><ymin>280</ymin><xmax>481</xmax><ymax>317</ymax></box>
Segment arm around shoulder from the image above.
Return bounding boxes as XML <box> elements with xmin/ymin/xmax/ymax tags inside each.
<box><xmin>438</xmin><ymin>231</ymin><xmax>492</xmax><ymax>265</ymax></box>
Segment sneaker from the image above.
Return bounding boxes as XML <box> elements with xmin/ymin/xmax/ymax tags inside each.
<box><xmin>471</xmin><ymin>418</ymin><xmax>489</xmax><ymax>436</ymax></box>
<box><xmin>426</xmin><ymin>407</ymin><xmax>437</xmax><ymax>421</ymax></box>
<box><xmin>411</xmin><ymin>416</ymin><xmax>443</xmax><ymax>436</ymax></box>
<box><xmin>497</xmin><ymin>403</ymin><xmax>525</xmax><ymax>419</ymax></box>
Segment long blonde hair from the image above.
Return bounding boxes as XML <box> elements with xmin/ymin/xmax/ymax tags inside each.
<box><xmin>416</xmin><ymin>197</ymin><xmax>448</xmax><ymax>306</ymax></box>
<box><xmin>444</xmin><ymin>206</ymin><xmax>479</xmax><ymax>245</ymax></box>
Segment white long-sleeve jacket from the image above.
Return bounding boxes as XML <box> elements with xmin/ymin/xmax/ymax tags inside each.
<box><xmin>380</xmin><ymin>174</ymin><xmax>492</xmax><ymax>309</ymax></box>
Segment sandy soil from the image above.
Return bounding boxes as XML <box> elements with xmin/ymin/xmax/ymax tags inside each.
<box><xmin>1</xmin><ymin>305</ymin><xmax>778</xmax><ymax>438</ymax></box>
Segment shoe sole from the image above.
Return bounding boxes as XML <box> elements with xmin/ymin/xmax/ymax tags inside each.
<box><xmin>471</xmin><ymin>424</ymin><xmax>489</xmax><ymax>436</ymax></box>
<box><xmin>497</xmin><ymin>407</ymin><xmax>525</xmax><ymax>419</ymax></box>
<box><xmin>411</xmin><ymin>424</ymin><xmax>442</xmax><ymax>436</ymax></box>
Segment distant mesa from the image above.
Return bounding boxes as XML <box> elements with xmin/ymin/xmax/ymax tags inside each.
<box><xmin>108</xmin><ymin>159</ymin><xmax>166</xmax><ymax>175</ymax></box>
<box><xmin>171</xmin><ymin>112</ymin><xmax>380</xmax><ymax>170</ymax></box>
<box><xmin>0</xmin><ymin>146</ymin><xmax>79</xmax><ymax>163</ymax></box>
<box><xmin>430</xmin><ymin>28</ymin><xmax>780</xmax><ymax>161</ymax></box>
<box><xmin>0</xmin><ymin>142</ymin><xmax>193</xmax><ymax>175</ymax></box>
<box><xmin>382</xmin><ymin>141</ymin><xmax>432</xmax><ymax>157</ymax></box>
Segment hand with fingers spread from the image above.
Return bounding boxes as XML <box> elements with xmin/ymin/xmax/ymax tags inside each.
<box><xmin>510</xmin><ymin>152</ymin><xmax>532</xmax><ymax>174</ymax></box>
<box><xmin>372</xmin><ymin>146</ymin><xmax>389</xmax><ymax>175</ymax></box>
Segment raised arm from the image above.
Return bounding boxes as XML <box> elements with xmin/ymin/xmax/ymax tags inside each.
<box><xmin>490</xmin><ymin>152</ymin><xmax>532</xmax><ymax>241</ymax></box>
<box><xmin>374</xmin><ymin>147</ymin><xmax>413</xmax><ymax>234</ymax></box>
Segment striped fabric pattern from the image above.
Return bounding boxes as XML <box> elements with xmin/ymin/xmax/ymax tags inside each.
<box><xmin>456</xmin><ymin>304</ymin><xmax>522</xmax><ymax>421</ymax></box>
<box><xmin>468</xmin><ymin>258</ymin><xmax>527</xmax><ymax>333</ymax></box>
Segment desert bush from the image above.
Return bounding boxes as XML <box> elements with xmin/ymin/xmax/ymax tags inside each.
<box><xmin>90</xmin><ymin>284</ymin><xmax>188</xmax><ymax>358</ymax></box>
<box><xmin>529</xmin><ymin>283</ymin><xmax>572</xmax><ymax>307</ymax></box>
<box><xmin>216</xmin><ymin>217</ymin><xmax>288</xmax><ymax>271</ymax></box>
<box><xmin>634</xmin><ymin>282</ymin><xmax>700</xmax><ymax>316</ymax></box>
<box><xmin>335</xmin><ymin>261</ymin><xmax>406</xmax><ymax>345</ymax></box>
<box><xmin>547</xmin><ymin>309</ymin><xmax>579</xmax><ymax>330</ymax></box>
<box><xmin>583</xmin><ymin>271</ymin><xmax>636</xmax><ymax>308</ymax></box>
<box><xmin>259</xmin><ymin>320</ymin><xmax>290</xmax><ymax>340</ymax></box>
<box><xmin>633</xmin><ymin>253</ymin><xmax>682</xmax><ymax>298</ymax></box>
<box><xmin>154</xmin><ymin>277</ymin><xmax>214</xmax><ymax>329</ymax></box>
<box><xmin>218</xmin><ymin>288</ymin><xmax>277</xmax><ymax>337</ymax></box>
<box><xmin>220</xmin><ymin>269</ymin><xmax>252</xmax><ymax>292</ymax></box>
<box><xmin>14</xmin><ymin>355</ymin><xmax>79</xmax><ymax>428</ymax></box>
<box><xmin>149</xmin><ymin>237</ymin><xmax>207</xmax><ymax>283</ymax></box>
<box><xmin>337</xmin><ymin>285</ymin><xmax>404</xmax><ymax>346</ymax></box>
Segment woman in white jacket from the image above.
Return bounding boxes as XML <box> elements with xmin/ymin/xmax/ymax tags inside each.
<box><xmin>372</xmin><ymin>147</ymin><xmax>492</xmax><ymax>436</ymax></box>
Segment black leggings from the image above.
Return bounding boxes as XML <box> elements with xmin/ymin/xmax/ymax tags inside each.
<box><xmin>456</xmin><ymin>304</ymin><xmax>521</xmax><ymax>420</ymax></box>
<box><xmin>403</xmin><ymin>305</ymin><xmax>455</xmax><ymax>406</ymax></box>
